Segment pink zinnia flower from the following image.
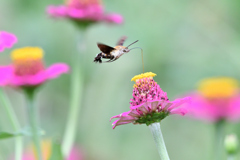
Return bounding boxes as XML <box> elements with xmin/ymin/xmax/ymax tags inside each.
<box><xmin>182</xmin><ymin>77</ymin><xmax>240</xmax><ymax>122</ymax></box>
<box><xmin>47</xmin><ymin>0</ymin><xmax>123</xmax><ymax>24</ymax></box>
<box><xmin>20</xmin><ymin>140</ymin><xmax>84</xmax><ymax>160</ymax></box>
<box><xmin>110</xmin><ymin>72</ymin><xmax>191</xmax><ymax>129</ymax></box>
<box><xmin>0</xmin><ymin>47</ymin><xmax>69</xmax><ymax>87</ymax></box>
<box><xmin>0</xmin><ymin>31</ymin><xmax>17</xmax><ymax>52</ymax></box>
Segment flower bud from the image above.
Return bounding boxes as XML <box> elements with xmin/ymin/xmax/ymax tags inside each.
<box><xmin>224</xmin><ymin>134</ymin><xmax>239</xmax><ymax>155</ymax></box>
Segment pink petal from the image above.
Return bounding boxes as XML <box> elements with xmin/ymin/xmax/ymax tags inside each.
<box><xmin>10</xmin><ymin>71</ymin><xmax>48</xmax><ymax>86</ymax></box>
<box><xmin>7</xmin><ymin>63</ymin><xmax>69</xmax><ymax>86</ymax></box>
<box><xmin>224</xmin><ymin>95</ymin><xmax>240</xmax><ymax>121</ymax></box>
<box><xmin>110</xmin><ymin>111</ymin><xmax>131</xmax><ymax>121</ymax></box>
<box><xmin>163</xmin><ymin>103</ymin><xmax>173</xmax><ymax>111</ymax></box>
<box><xmin>150</xmin><ymin>101</ymin><xmax>160</xmax><ymax>111</ymax></box>
<box><xmin>0</xmin><ymin>65</ymin><xmax>14</xmax><ymax>86</ymax></box>
<box><xmin>135</xmin><ymin>105</ymin><xmax>149</xmax><ymax>114</ymax></box>
<box><xmin>170</xmin><ymin>108</ymin><xmax>188</xmax><ymax>116</ymax></box>
<box><xmin>181</xmin><ymin>93</ymin><xmax>222</xmax><ymax>122</ymax></box>
<box><xmin>68</xmin><ymin>146</ymin><xmax>85</xmax><ymax>160</ymax></box>
<box><xmin>128</xmin><ymin>109</ymin><xmax>141</xmax><ymax>117</ymax></box>
<box><xmin>21</xmin><ymin>152</ymin><xmax>35</xmax><ymax>160</ymax></box>
<box><xmin>46</xmin><ymin>5</ymin><xmax>68</xmax><ymax>17</ymax></box>
<box><xmin>167</xmin><ymin>97</ymin><xmax>191</xmax><ymax>111</ymax></box>
<box><xmin>68</xmin><ymin>8</ymin><xmax>85</xmax><ymax>18</ymax></box>
<box><xmin>112</xmin><ymin>119</ymin><xmax>132</xmax><ymax>129</ymax></box>
<box><xmin>110</xmin><ymin>111</ymin><xmax>135</xmax><ymax>129</ymax></box>
<box><xmin>46</xmin><ymin>3</ymin><xmax>123</xmax><ymax>24</ymax></box>
<box><xmin>104</xmin><ymin>13</ymin><xmax>124</xmax><ymax>24</ymax></box>
<box><xmin>46</xmin><ymin>63</ymin><xmax>69</xmax><ymax>79</ymax></box>
<box><xmin>0</xmin><ymin>31</ymin><xmax>17</xmax><ymax>52</ymax></box>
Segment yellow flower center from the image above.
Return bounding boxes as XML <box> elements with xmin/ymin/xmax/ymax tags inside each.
<box><xmin>131</xmin><ymin>72</ymin><xmax>157</xmax><ymax>88</ymax></box>
<box><xmin>11</xmin><ymin>47</ymin><xmax>43</xmax><ymax>61</ymax></box>
<box><xmin>198</xmin><ymin>77</ymin><xmax>238</xmax><ymax>98</ymax></box>
<box><xmin>131</xmin><ymin>72</ymin><xmax>156</xmax><ymax>82</ymax></box>
<box><xmin>11</xmin><ymin>47</ymin><xmax>45</xmax><ymax>76</ymax></box>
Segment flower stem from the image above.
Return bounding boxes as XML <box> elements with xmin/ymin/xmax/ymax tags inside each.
<box><xmin>25</xmin><ymin>89</ymin><xmax>42</xmax><ymax>160</ymax></box>
<box><xmin>62</xmin><ymin>28</ymin><xmax>87</xmax><ymax>158</ymax></box>
<box><xmin>0</xmin><ymin>89</ymin><xmax>23</xmax><ymax>160</ymax></box>
<box><xmin>214</xmin><ymin>120</ymin><xmax>225</xmax><ymax>160</ymax></box>
<box><xmin>149</xmin><ymin>122</ymin><xmax>170</xmax><ymax>160</ymax></box>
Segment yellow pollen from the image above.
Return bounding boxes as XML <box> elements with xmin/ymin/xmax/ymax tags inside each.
<box><xmin>198</xmin><ymin>77</ymin><xmax>239</xmax><ymax>98</ymax></box>
<box><xmin>11</xmin><ymin>47</ymin><xmax>43</xmax><ymax>61</ymax></box>
<box><xmin>131</xmin><ymin>72</ymin><xmax>157</xmax><ymax>82</ymax></box>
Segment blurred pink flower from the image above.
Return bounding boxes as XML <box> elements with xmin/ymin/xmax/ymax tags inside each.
<box><xmin>46</xmin><ymin>0</ymin><xmax>123</xmax><ymax>24</ymax></box>
<box><xmin>110</xmin><ymin>72</ymin><xmax>191</xmax><ymax>129</ymax></box>
<box><xmin>0</xmin><ymin>47</ymin><xmax>69</xmax><ymax>87</ymax></box>
<box><xmin>20</xmin><ymin>141</ymin><xmax>84</xmax><ymax>160</ymax></box>
<box><xmin>21</xmin><ymin>148</ymin><xmax>83</xmax><ymax>160</ymax></box>
<box><xmin>182</xmin><ymin>77</ymin><xmax>240</xmax><ymax>122</ymax></box>
<box><xmin>0</xmin><ymin>31</ymin><xmax>17</xmax><ymax>52</ymax></box>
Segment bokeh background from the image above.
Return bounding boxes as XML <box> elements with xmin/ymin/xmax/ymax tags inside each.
<box><xmin>1</xmin><ymin>0</ymin><xmax>240</xmax><ymax>159</ymax></box>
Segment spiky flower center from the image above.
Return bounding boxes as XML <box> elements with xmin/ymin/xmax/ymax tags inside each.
<box><xmin>66</xmin><ymin>0</ymin><xmax>101</xmax><ymax>7</ymax></box>
<box><xmin>130</xmin><ymin>72</ymin><xmax>168</xmax><ymax>106</ymax></box>
<box><xmin>198</xmin><ymin>77</ymin><xmax>238</xmax><ymax>99</ymax></box>
<box><xmin>11</xmin><ymin>47</ymin><xmax>45</xmax><ymax>76</ymax></box>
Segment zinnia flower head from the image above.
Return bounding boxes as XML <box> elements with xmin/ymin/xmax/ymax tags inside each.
<box><xmin>183</xmin><ymin>77</ymin><xmax>240</xmax><ymax>122</ymax></box>
<box><xmin>20</xmin><ymin>140</ymin><xmax>84</xmax><ymax>160</ymax></box>
<box><xmin>47</xmin><ymin>0</ymin><xmax>123</xmax><ymax>25</ymax></box>
<box><xmin>0</xmin><ymin>31</ymin><xmax>17</xmax><ymax>52</ymax></box>
<box><xmin>110</xmin><ymin>72</ymin><xmax>191</xmax><ymax>129</ymax></box>
<box><xmin>0</xmin><ymin>47</ymin><xmax>69</xmax><ymax>87</ymax></box>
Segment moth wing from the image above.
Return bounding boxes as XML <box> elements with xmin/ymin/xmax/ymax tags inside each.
<box><xmin>97</xmin><ymin>43</ymin><xmax>115</xmax><ymax>54</ymax></box>
<box><xmin>116</xmin><ymin>36</ymin><xmax>127</xmax><ymax>46</ymax></box>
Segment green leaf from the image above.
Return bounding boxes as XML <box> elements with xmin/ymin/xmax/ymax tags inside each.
<box><xmin>0</xmin><ymin>132</ymin><xmax>21</xmax><ymax>140</ymax></box>
<box><xmin>49</xmin><ymin>142</ymin><xmax>64</xmax><ymax>160</ymax></box>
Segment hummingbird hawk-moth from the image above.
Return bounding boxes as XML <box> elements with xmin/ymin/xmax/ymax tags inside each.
<box><xmin>93</xmin><ymin>36</ymin><xmax>139</xmax><ymax>63</ymax></box>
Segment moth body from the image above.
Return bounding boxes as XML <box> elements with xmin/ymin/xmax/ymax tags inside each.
<box><xmin>94</xmin><ymin>37</ymin><xmax>138</xmax><ymax>63</ymax></box>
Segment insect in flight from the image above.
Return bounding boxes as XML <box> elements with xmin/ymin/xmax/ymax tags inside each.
<box><xmin>94</xmin><ymin>36</ymin><xmax>139</xmax><ymax>63</ymax></box>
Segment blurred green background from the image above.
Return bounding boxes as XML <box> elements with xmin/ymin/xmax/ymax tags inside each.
<box><xmin>1</xmin><ymin>0</ymin><xmax>240</xmax><ymax>159</ymax></box>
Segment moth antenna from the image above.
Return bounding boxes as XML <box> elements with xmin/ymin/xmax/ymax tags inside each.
<box><xmin>129</xmin><ymin>47</ymin><xmax>144</xmax><ymax>73</ymax></box>
<box><xmin>126</xmin><ymin>40</ymin><xmax>139</xmax><ymax>48</ymax></box>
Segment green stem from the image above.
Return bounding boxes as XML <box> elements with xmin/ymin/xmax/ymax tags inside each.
<box><xmin>62</xmin><ymin>28</ymin><xmax>86</xmax><ymax>158</ymax></box>
<box><xmin>25</xmin><ymin>89</ymin><xmax>42</xmax><ymax>160</ymax></box>
<box><xmin>149</xmin><ymin>122</ymin><xmax>170</xmax><ymax>160</ymax></box>
<box><xmin>0</xmin><ymin>89</ymin><xmax>23</xmax><ymax>160</ymax></box>
<box><xmin>214</xmin><ymin>120</ymin><xmax>225</xmax><ymax>160</ymax></box>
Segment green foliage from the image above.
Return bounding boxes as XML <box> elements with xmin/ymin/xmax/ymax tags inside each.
<box><xmin>49</xmin><ymin>142</ymin><xmax>64</xmax><ymax>160</ymax></box>
<box><xmin>0</xmin><ymin>132</ymin><xmax>21</xmax><ymax>140</ymax></box>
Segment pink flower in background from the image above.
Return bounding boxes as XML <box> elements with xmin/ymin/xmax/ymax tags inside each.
<box><xmin>0</xmin><ymin>47</ymin><xmax>69</xmax><ymax>87</ymax></box>
<box><xmin>0</xmin><ymin>31</ymin><xmax>17</xmax><ymax>52</ymax></box>
<box><xmin>182</xmin><ymin>77</ymin><xmax>240</xmax><ymax>122</ymax></box>
<box><xmin>20</xmin><ymin>141</ymin><xmax>84</xmax><ymax>160</ymax></box>
<box><xmin>110</xmin><ymin>72</ymin><xmax>191</xmax><ymax>129</ymax></box>
<box><xmin>46</xmin><ymin>0</ymin><xmax>123</xmax><ymax>24</ymax></box>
